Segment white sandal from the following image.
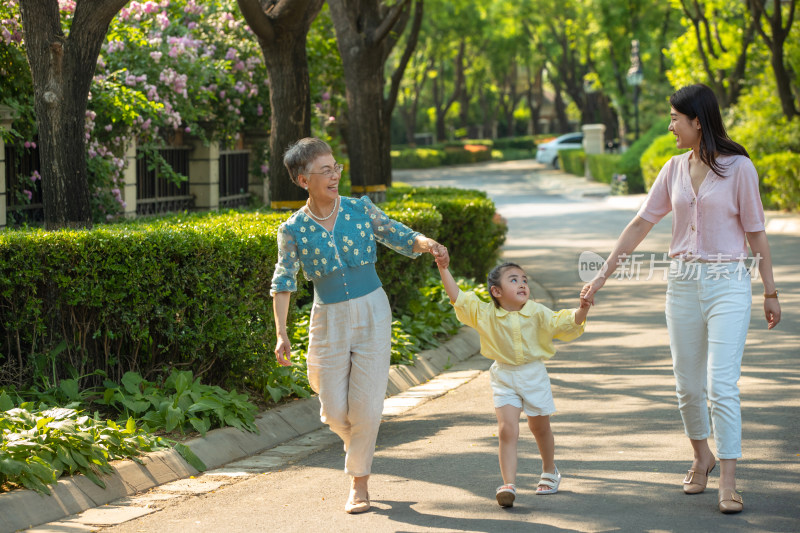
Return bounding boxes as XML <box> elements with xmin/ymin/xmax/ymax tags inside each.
<box><xmin>536</xmin><ymin>466</ymin><xmax>561</xmax><ymax>495</ymax></box>
<box><xmin>495</xmin><ymin>483</ymin><xmax>516</xmax><ymax>507</ymax></box>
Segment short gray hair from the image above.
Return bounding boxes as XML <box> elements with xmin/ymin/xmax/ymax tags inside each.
<box><xmin>283</xmin><ymin>137</ymin><xmax>332</xmax><ymax>187</ymax></box>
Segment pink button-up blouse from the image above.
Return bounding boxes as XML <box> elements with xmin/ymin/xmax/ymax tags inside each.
<box><xmin>637</xmin><ymin>150</ymin><xmax>765</xmax><ymax>261</ymax></box>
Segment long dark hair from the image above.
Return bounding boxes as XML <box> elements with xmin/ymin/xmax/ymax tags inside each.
<box><xmin>669</xmin><ymin>84</ymin><xmax>749</xmax><ymax>177</ymax></box>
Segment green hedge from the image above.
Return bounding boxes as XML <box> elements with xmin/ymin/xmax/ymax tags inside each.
<box><xmin>756</xmin><ymin>152</ymin><xmax>800</xmax><ymax>211</ymax></box>
<box><xmin>0</xmin><ymin>188</ymin><xmax>505</xmax><ymax>397</ymax></box>
<box><xmin>615</xmin><ymin>120</ymin><xmax>669</xmax><ymax>193</ymax></box>
<box><xmin>442</xmin><ymin>145</ymin><xmax>493</xmax><ymax>165</ymax></box>
<box><xmin>375</xmin><ymin>202</ymin><xmax>442</xmax><ymax>310</ymax></box>
<box><xmin>386</xmin><ymin>185</ymin><xmax>506</xmax><ymax>281</ymax></box>
<box><xmin>559</xmin><ymin>149</ymin><xmax>586</xmax><ymax>176</ymax></box>
<box><xmin>587</xmin><ymin>153</ymin><xmax>623</xmax><ymax>184</ymax></box>
<box><xmin>0</xmin><ymin>211</ymin><xmax>301</xmax><ymax>394</ymax></box>
<box><xmin>640</xmin><ymin>133</ymin><xmax>686</xmax><ymax>190</ymax></box>
<box><xmin>492</xmin><ymin>148</ymin><xmax>535</xmax><ymax>161</ymax></box>
<box><xmin>491</xmin><ymin>136</ymin><xmax>537</xmax><ymax>150</ymax></box>
<box><xmin>390</xmin><ymin>148</ymin><xmax>445</xmax><ymax>169</ymax></box>
<box><xmin>391</xmin><ymin>136</ymin><xmax>537</xmax><ymax>169</ymax></box>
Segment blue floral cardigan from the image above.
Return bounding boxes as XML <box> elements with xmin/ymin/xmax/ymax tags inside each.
<box><xmin>270</xmin><ymin>196</ymin><xmax>421</xmax><ymax>302</ymax></box>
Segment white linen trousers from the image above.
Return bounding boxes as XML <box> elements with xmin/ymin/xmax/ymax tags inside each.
<box><xmin>307</xmin><ymin>287</ymin><xmax>392</xmax><ymax>477</ymax></box>
<box><xmin>665</xmin><ymin>260</ymin><xmax>751</xmax><ymax>459</ymax></box>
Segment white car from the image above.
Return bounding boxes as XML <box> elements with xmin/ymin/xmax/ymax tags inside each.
<box><xmin>535</xmin><ymin>133</ymin><xmax>584</xmax><ymax>168</ymax></box>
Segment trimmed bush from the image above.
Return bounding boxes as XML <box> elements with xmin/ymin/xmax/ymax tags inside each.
<box><xmin>492</xmin><ymin>136</ymin><xmax>537</xmax><ymax>150</ymax></box>
<box><xmin>640</xmin><ymin>133</ymin><xmax>686</xmax><ymax>190</ymax></box>
<box><xmin>559</xmin><ymin>149</ymin><xmax>586</xmax><ymax>176</ymax></box>
<box><xmin>492</xmin><ymin>148</ymin><xmax>535</xmax><ymax>161</ymax></box>
<box><xmin>375</xmin><ymin>202</ymin><xmax>442</xmax><ymax>310</ymax></box>
<box><xmin>756</xmin><ymin>152</ymin><xmax>800</xmax><ymax>211</ymax></box>
<box><xmin>386</xmin><ymin>185</ymin><xmax>506</xmax><ymax>281</ymax></box>
<box><xmin>587</xmin><ymin>153</ymin><xmax>623</xmax><ymax>184</ymax></box>
<box><xmin>442</xmin><ymin>144</ymin><xmax>493</xmax><ymax>165</ymax></box>
<box><xmin>0</xmin><ymin>211</ymin><xmax>302</xmax><ymax>394</ymax></box>
<box><xmin>391</xmin><ymin>136</ymin><xmax>538</xmax><ymax>169</ymax></box>
<box><xmin>460</xmin><ymin>139</ymin><xmax>493</xmax><ymax>147</ymax></box>
<box><xmin>390</xmin><ymin>148</ymin><xmax>445</xmax><ymax>169</ymax></box>
<box><xmin>0</xmin><ymin>187</ymin><xmax>505</xmax><ymax>401</ymax></box>
<box><xmin>616</xmin><ymin>120</ymin><xmax>669</xmax><ymax>192</ymax></box>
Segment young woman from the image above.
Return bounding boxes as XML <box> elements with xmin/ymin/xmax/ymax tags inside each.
<box><xmin>581</xmin><ymin>84</ymin><xmax>781</xmax><ymax>514</ymax></box>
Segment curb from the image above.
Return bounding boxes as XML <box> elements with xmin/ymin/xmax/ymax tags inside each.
<box><xmin>0</xmin><ymin>328</ymin><xmax>481</xmax><ymax>533</ymax></box>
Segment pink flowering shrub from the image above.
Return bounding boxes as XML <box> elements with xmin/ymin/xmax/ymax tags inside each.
<box><xmin>1</xmin><ymin>0</ymin><xmax>269</xmax><ymax>222</ymax></box>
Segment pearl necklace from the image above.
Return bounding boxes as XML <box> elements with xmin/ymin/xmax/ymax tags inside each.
<box><xmin>307</xmin><ymin>196</ymin><xmax>339</xmax><ymax>221</ymax></box>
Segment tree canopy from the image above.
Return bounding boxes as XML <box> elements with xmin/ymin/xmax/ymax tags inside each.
<box><xmin>1</xmin><ymin>0</ymin><xmax>798</xmax><ymax>225</ymax></box>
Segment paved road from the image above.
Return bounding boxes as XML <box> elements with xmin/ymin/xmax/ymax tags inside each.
<box><xmin>97</xmin><ymin>160</ymin><xmax>799</xmax><ymax>532</ymax></box>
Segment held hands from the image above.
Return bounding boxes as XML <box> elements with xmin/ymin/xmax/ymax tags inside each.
<box><xmin>421</xmin><ymin>237</ymin><xmax>450</xmax><ymax>268</ymax></box>
<box><xmin>580</xmin><ymin>277</ymin><xmax>605</xmax><ymax>306</ymax></box>
<box><xmin>275</xmin><ymin>333</ymin><xmax>293</xmax><ymax>367</ymax></box>
<box><xmin>435</xmin><ymin>245</ymin><xmax>450</xmax><ymax>269</ymax></box>
<box><xmin>579</xmin><ymin>290</ymin><xmax>592</xmax><ymax>310</ymax></box>
<box><xmin>425</xmin><ymin>238</ymin><xmax>446</xmax><ymax>260</ymax></box>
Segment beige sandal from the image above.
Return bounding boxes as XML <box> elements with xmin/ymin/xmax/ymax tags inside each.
<box><xmin>683</xmin><ymin>459</ymin><xmax>716</xmax><ymax>494</ymax></box>
<box><xmin>718</xmin><ymin>490</ymin><xmax>743</xmax><ymax>514</ymax></box>
<box><xmin>345</xmin><ymin>489</ymin><xmax>370</xmax><ymax>514</ymax></box>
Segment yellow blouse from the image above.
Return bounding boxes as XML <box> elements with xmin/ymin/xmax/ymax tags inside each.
<box><xmin>453</xmin><ymin>290</ymin><xmax>585</xmax><ymax>365</ymax></box>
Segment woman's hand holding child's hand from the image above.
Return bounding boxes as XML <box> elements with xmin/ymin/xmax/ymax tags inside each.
<box><xmin>580</xmin><ymin>283</ymin><xmax>594</xmax><ymax>307</ymax></box>
<box><xmin>435</xmin><ymin>246</ymin><xmax>450</xmax><ymax>269</ymax></box>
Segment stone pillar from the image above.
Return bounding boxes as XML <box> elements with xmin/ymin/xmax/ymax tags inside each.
<box><xmin>0</xmin><ymin>105</ymin><xmax>18</xmax><ymax>228</ymax></box>
<box><xmin>188</xmin><ymin>140</ymin><xmax>219</xmax><ymax>211</ymax></box>
<box><xmin>581</xmin><ymin>123</ymin><xmax>606</xmax><ymax>179</ymax></box>
<box><xmin>121</xmin><ymin>140</ymin><xmax>138</xmax><ymax>218</ymax></box>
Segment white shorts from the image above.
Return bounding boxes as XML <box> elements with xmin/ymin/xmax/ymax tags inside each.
<box><xmin>489</xmin><ymin>360</ymin><xmax>556</xmax><ymax>417</ymax></box>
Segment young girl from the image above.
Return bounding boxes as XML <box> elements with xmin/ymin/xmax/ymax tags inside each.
<box><xmin>436</xmin><ymin>250</ymin><xmax>590</xmax><ymax>507</ymax></box>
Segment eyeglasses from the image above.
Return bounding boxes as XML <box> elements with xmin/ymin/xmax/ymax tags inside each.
<box><xmin>307</xmin><ymin>163</ymin><xmax>344</xmax><ymax>178</ymax></box>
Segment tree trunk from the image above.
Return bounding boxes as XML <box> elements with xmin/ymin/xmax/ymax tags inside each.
<box><xmin>19</xmin><ymin>0</ymin><xmax>128</xmax><ymax>229</ymax></box>
<box><xmin>343</xmin><ymin>62</ymin><xmax>391</xmax><ymax>198</ymax></box>
<box><xmin>549</xmin><ymin>77</ymin><xmax>571</xmax><ymax>133</ymax></box>
<box><xmin>479</xmin><ymin>86</ymin><xmax>492</xmax><ymax>139</ymax></box>
<box><xmin>237</xmin><ymin>0</ymin><xmax>324</xmax><ymax>208</ymax></box>
<box><xmin>399</xmin><ymin>68</ymin><xmax>425</xmax><ymax>145</ymax></box>
<box><xmin>524</xmin><ymin>65</ymin><xmax>543</xmax><ymax>136</ymax></box>
<box><xmin>399</xmin><ymin>105</ymin><xmax>416</xmax><ymax>146</ymax></box>
<box><xmin>328</xmin><ymin>0</ymin><xmax>423</xmax><ymax>202</ymax></box>
<box><xmin>432</xmin><ymin>66</ymin><xmax>447</xmax><ymax>142</ymax></box>
<box><xmin>431</xmin><ymin>40</ymin><xmax>464</xmax><ymax>142</ymax></box>
<box><xmin>749</xmin><ymin>0</ymin><xmax>799</xmax><ymax>119</ymax></box>
<box><xmin>262</xmin><ymin>36</ymin><xmax>318</xmax><ymax>207</ymax></box>
<box><xmin>770</xmin><ymin>45</ymin><xmax>799</xmax><ymax>118</ymax></box>
<box><xmin>459</xmin><ymin>79</ymin><xmax>471</xmax><ymax>133</ymax></box>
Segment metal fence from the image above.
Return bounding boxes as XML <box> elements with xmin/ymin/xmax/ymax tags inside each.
<box><xmin>136</xmin><ymin>147</ymin><xmax>194</xmax><ymax>215</ymax></box>
<box><xmin>218</xmin><ymin>150</ymin><xmax>250</xmax><ymax>209</ymax></box>
<box><xmin>4</xmin><ymin>145</ymin><xmax>44</xmax><ymax>226</ymax></box>
<box><xmin>4</xmin><ymin>144</ymin><xmax>250</xmax><ymax>223</ymax></box>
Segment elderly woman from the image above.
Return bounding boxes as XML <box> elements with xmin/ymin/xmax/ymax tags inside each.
<box><xmin>270</xmin><ymin>137</ymin><xmax>444</xmax><ymax>514</ymax></box>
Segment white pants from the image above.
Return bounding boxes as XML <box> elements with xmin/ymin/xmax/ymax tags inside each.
<box><xmin>307</xmin><ymin>288</ymin><xmax>392</xmax><ymax>477</ymax></box>
<box><xmin>665</xmin><ymin>261</ymin><xmax>751</xmax><ymax>459</ymax></box>
<box><xmin>490</xmin><ymin>360</ymin><xmax>556</xmax><ymax>417</ymax></box>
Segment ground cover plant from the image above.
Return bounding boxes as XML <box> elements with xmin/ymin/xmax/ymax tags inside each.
<box><xmin>0</xmin><ymin>392</ymin><xmax>203</xmax><ymax>495</ymax></box>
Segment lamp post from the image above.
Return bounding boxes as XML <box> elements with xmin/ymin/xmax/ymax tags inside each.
<box><xmin>626</xmin><ymin>39</ymin><xmax>644</xmax><ymax>141</ymax></box>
